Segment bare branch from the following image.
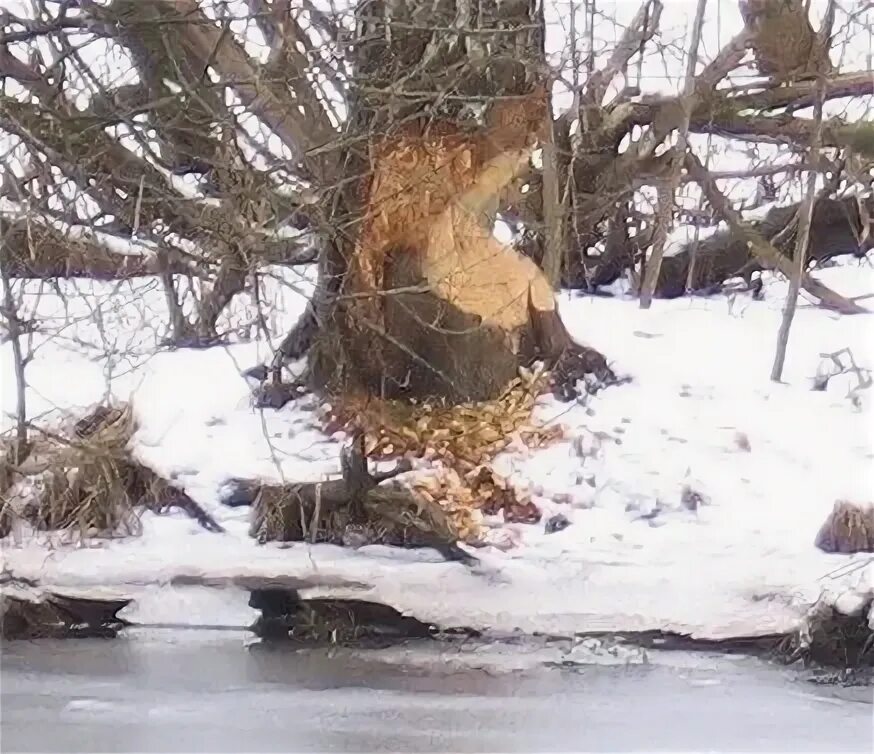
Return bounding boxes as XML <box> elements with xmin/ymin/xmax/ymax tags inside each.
<box><xmin>717</xmin><ymin>71</ymin><xmax>874</xmax><ymax>113</ymax></box>
<box><xmin>582</xmin><ymin>0</ymin><xmax>662</xmax><ymax>107</ymax></box>
<box><xmin>689</xmin><ymin>111</ymin><xmax>874</xmax><ymax>151</ymax></box>
<box><xmin>0</xmin><ymin>15</ymin><xmax>96</xmax><ymax>45</ymax></box>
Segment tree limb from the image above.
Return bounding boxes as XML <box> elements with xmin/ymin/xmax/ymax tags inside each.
<box><xmin>0</xmin><ymin>15</ymin><xmax>95</xmax><ymax>46</ymax></box>
<box><xmin>143</xmin><ymin>0</ymin><xmax>338</xmax><ymax>181</ymax></box>
<box><xmin>582</xmin><ymin>0</ymin><xmax>662</xmax><ymax>107</ymax></box>
<box><xmin>688</xmin><ymin>111</ymin><xmax>874</xmax><ymax>152</ymax></box>
<box><xmin>0</xmin><ymin>219</ymin><xmax>191</xmax><ymax>279</ymax></box>
<box><xmin>724</xmin><ymin>70</ymin><xmax>874</xmax><ymax>113</ymax></box>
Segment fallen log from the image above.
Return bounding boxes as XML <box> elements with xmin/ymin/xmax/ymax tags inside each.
<box><xmin>223</xmin><ymin>432</ymin><xmax>478</xmax><ymax>565</ymax></box>
<box><xmin>577</xmin><ymin>194</ymin><xmax>873</xmax><ymax>298</ymax></box>
<box><xmin>655</xmin><ymin>196</ymin><xmax>873</xmax><ymax>299</ymax></box>
<box><xmin>686</xmin><ymin>154</ymin><xmax>869</xmax><ymax>315</ymax></box>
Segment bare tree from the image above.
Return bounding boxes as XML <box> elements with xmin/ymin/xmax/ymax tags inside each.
<box><xmin>0</xmin><ymin>0</ymin><xmax>871</xmax><ymax>413</ymax></box>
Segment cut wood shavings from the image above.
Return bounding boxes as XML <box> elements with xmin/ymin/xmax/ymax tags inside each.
<box><xmin>407</xmin><ymin>469</ymin><xmax>483</xmax><ymax>542</ymax></box>
<box><xmin>323</xmin><ymin>368</ymin><xmax>565</xmax><ymax>467</ymax></box>
<box><xmin>321</xmin><ymin>366</ymin><xmax>565</xmax><ymax>540</ymax></box>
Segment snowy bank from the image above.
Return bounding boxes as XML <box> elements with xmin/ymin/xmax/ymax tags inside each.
<box><xmin>1</xmin><ymin>260</ymin><xmax>873</xmax><ymax>640</ymax></box>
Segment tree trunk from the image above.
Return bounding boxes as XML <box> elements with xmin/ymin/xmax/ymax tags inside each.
<box><xmin>541</xmin><ymin>87</ymin><xmax>566</xmax><ymax>288</ymax></box>
<box><xmin>294</xmin><ymin>0</ymin><xmax>614</xmax><ymax>404</ymax></box>
<box><xmin>0</xmin><ymin>217</ymin><xmax>29</xmax><ymax>467</ymax></box>
<box><xmin>771</xmin><ymin>78</ymin><xmax>826</xmax><ymax>382</ymax></box>
<box><xmin>639</xmin><ymin>0</ymin><xmax>707</xmax><ymax>309</ymax></box>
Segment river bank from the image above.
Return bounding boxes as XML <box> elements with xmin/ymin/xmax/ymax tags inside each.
<box><xmin>3</xmin><ymin>580</ymin><xmax>874</xmax><ymax>673</ymax></box>
<box><xmin>2</xmin><ymin>261</ymin><xmax>873</xmax><ymax>654</ymax></box>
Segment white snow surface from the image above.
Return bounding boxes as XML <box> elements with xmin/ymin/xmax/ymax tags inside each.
<box><xmin>1</xmin><ymin>261</ymin><xmax>874</xmax><ymax>639</ymax></box>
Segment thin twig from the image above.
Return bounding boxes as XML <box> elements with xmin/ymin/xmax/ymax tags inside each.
<box><xmin>131</xmin><ymin>175</ymin><xmax>145</xmax><ymax>239</ymax></box>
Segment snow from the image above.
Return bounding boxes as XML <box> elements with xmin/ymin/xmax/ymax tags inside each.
<box><xmin>663</xmin><ymin>222</ymin><xmax>724</xmax><ymax>257</ymax></box>
<box><xmin>2</xmin><ymin>257</ymin><xmax>873</xmax><ymax>639</ymax></box>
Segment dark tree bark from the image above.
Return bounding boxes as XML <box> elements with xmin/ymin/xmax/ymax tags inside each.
<box><xmin>566</xmin><ymin>195</ymin><xmax>874</xmax><ymax>298</ymax></box>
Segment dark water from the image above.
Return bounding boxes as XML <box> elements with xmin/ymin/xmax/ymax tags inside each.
<box><xmin>1</xmin><ymin>630</ymin><xmax>872</xmax><ymax>752</ymax></box>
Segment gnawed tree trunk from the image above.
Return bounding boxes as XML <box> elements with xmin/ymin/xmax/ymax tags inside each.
<box><xmin>294</xmin><ymin>0</ymin><xmax>614</xmax><ymax>404</ymax></box>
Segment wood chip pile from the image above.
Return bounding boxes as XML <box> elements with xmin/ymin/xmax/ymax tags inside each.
<box><xmin>321</xmin><ymin>367</ymin><xmax>567</xmax><ymax>540</ymax></box>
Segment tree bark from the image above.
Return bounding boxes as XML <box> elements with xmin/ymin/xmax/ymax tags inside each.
<box><xmin>541</xmin><ymin>91</ymin><xmax>566</xmax><ymax>288</ymax></box>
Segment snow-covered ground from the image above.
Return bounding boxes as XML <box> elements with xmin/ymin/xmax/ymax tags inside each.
<box><xmin>1</xmin><ymin>260</ymin><xmax>873</xmax><ymax>639</ymax></box>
